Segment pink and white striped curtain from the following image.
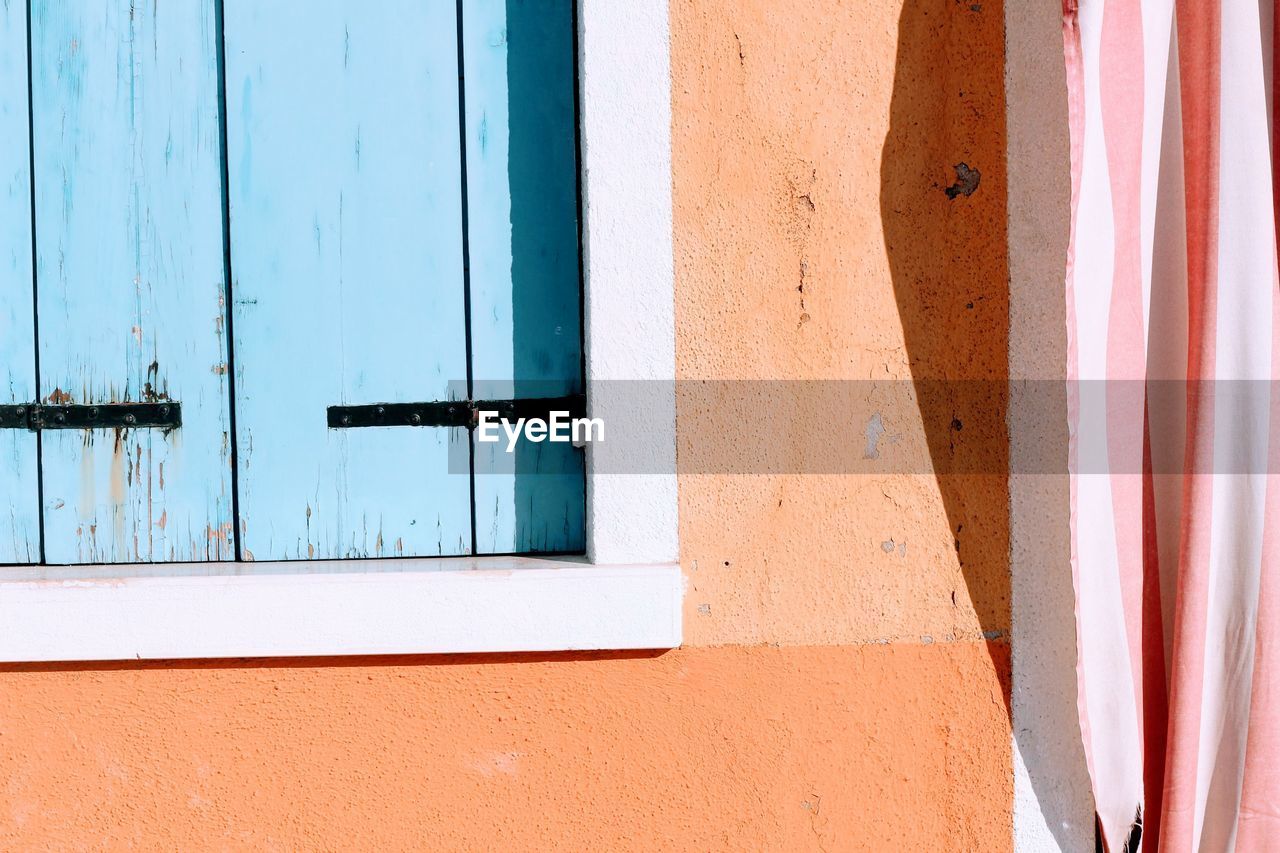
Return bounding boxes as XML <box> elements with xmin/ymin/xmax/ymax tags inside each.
<box><xmin>1063</xmin><ymin>1</ymin><xmax>1280</xmax><ymax>849</ymax></box>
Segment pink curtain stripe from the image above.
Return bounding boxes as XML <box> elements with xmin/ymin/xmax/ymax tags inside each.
<box><xmin>1236</xmin><ymin>8</ymin><xmax>1280</xmax><ymax>846</ymax></box>
<box><xmin>1063</xmin><ymin>0</ymin><xmax>1098</xmax><ymax>805</ymax></box>
<box><xmin>1064</xmin><ymin>1</ymin><xmax>1280</xmax><ymax>850</ymax></box>
<box><xmin>1100</xmin><ymin>0</ymin><xmax>1158</xmax><ymax>821</ymax></box>
<box><xmin>1161</xmin><ymin>0</ymin><xmax>1220</xmax><ymax>847</ymax></box>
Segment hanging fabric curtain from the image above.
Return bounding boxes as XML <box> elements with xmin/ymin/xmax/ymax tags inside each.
<box><xmin>1063</xmin><ymin>0</ymin><xmax>1280</xmax><ymax>849</ymax></box>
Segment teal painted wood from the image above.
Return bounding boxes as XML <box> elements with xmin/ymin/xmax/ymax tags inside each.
<box><xmin>30</xmin><ymin>0</ymin><xmax>234</xmax><ymax>563</ymax></box>
<box><xmin>225</xmin><ymin>0</ymin><xmax>471</xmax><ymax>561</ymax></box>
<box><xmin>0</xmin><ymin>0</ymin><xmax>40</xmax><ymax>563</ymax></box>
<box><xmin>463</xmin><ymin>0</ymin><xmax>585</xmax><ymax>554</ymax></box>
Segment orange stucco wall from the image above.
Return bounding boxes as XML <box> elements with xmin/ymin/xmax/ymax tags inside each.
<box><xmin>0</xmin><ymin>2</ymin><xmax>1012</xmax><ymax>849</ymax></box>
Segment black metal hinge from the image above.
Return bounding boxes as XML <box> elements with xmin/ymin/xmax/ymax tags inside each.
<box><xmin>327</xmin><ymin>395</ymin><xmax>586</xmax><ymax>429</ymax></box>
<box><xmin>0</xmin><ymin>402</ymin><xmax>181</xmax><ymax>431</ymax></box>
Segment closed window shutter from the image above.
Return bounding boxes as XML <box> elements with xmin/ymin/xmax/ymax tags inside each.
<box><xmin>3</xmin><ymin>0</ymin><xmax>584</xmax><ymax>566</ymax></box>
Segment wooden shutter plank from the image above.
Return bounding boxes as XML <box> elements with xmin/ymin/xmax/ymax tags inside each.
<box><xmin>462</xmin><ymin>0</ymin><xmax>584</xmax><ymax>553</ymax></box>
<box><xmin>0</xmin><ymin>3</ymin><xmax>40</xmax><ymax>563</ymax></box>
<box><xmin>225</xmin><ymin>0</ymin><xmax>471</xmax><ymax>561</ymax></box>
<box><xmin>29</xmin><ymin>0</ymin><xmax>233</xmax><ymax>564</ymax></box>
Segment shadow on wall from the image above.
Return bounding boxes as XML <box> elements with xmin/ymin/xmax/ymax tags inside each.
<box><xmin>879</xmin><ymin>0</ymin><xmax>1011</xmax><ymax>695</ymax></box>
<box><xmin>880</xmin><ymin>1</ymin><xmax>1096</xmax><ymax>849</ymax></box>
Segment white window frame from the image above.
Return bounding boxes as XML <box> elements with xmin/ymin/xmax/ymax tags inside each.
<box><xmin>0</xmin><ymin>1</ymin><xmax>681</xmax><ymax>662</ymax></box>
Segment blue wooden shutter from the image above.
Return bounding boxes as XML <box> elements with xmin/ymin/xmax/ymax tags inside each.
<box><xmin>223</xmin><ymin>0</ymin><xmax>473</xmax><ymax>561</ymax></box>
<box><xmin>4</xmin><ymin>0</ymin><xmax>584</xmax><ymax>565</ymax></box>
<box><xmin>465</xmin><ymin>0</ymin><xmax>585</xmax><ymax>554</ymax></box>
<box><xmin>30</xmin><ymin>0</ymin><xmax>233</xmax><ymax>564</ymax></box>
<box><xmin>0</xmin><ymin>2</ymin><xmax>39</xmax><ymax>563</ymax></box>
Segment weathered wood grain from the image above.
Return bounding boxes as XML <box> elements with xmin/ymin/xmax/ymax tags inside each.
<box><xmin>224</xmin><ymin>0</ymin><xmax>471</xmax><ymax>560</ymax></box>
<box><xmin>464</xmin><ymin>0</ymin><xmax>584</xmax><ymax>553</ymax></box>
<box><xmin>30</xmin><ymin>0</ymin><xmax>233</xmax><ymax>563</ymax></box>
<box><xmin>0</xmin><ymin>0</ymin><xmax>40</xmax><ymax>563</ymax></box>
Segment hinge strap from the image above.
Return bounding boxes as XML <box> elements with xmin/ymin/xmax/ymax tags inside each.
<box><xmin>327</xmin><ymin>395</ymin><xmax>586</xmax><ymax>429</ymax></box>
<box><xmin>0</xmin><ymin>402</ymin><xmax>181</xmax><ymax>431</ymax></box>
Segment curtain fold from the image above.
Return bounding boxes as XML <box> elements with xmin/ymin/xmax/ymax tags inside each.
<box><xmin>1063</xmin><ymin>0</ymin><xmax>1280</xmax><ymax>849</ymax></box>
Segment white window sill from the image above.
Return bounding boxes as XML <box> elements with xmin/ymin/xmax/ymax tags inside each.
<box><xmin>0</xmin><ymin>557</ymin><xmax>682</xmax><ymax>662</ymax></box>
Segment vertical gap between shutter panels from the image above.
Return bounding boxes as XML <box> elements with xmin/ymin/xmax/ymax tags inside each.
<box><xmin>25</xmin><ymin>0</ymin><xmax>46</xmax><ymax>565</ymax></box>
<box><xmin>213</xmin><ymin>0</ymin><xmax>244</xmax><ymax>561</ymax></box>
<box><xmin>456</xmin><ymin>0</ymin><xmax>479</xmax><ymax>556</ymax></box>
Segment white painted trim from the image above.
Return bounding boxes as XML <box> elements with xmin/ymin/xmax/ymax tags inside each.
<box><xmin>578</xmin><ymin>0</ymin><xmax>679</xmax><ymax>566</ymax></box>
<box><xmin>0</xmin><ymin>0</ymin><xmax>681</xmax><ymax>662</ymax></box>
<box><xmin>0</xmin><ymin>561</ymin><xmax>682</xmax><ymax>662</ymax></box>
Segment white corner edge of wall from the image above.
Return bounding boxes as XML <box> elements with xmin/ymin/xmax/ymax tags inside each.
<box><xmin>0</xmin><ymin>0</ymin><xmax>681</xmax><ymax>664</ymax></box>
<box><xmin>1006</xmin><ymin>0</ymin><xmax>1096</xmax><ymax>850</ymax></box>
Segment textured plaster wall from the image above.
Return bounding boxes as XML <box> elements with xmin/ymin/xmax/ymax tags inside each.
<box><xmin>672</xmin><ymin>0</ymin><xmax>1014</xmax><ymax>846</ymax></box>
<box><xmin>0</xmin><ymin>646</ymin><xmax>1009</xmax><ymax>850</ymax></box>
<box><xmin>0</xmin><ymin>1</ymin><xmax>1019</xmax><ymax>849</ymax></box>
<box><xmin>675</xmin><ymin>0</ymin><xmax>1010</xmax><ymax>648</ymax></box>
